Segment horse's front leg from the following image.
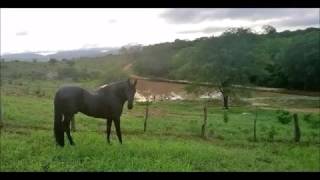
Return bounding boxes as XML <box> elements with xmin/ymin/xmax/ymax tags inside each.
<box><xmin>106</xmin><ymin>118</ymin><xmax>112</xmax><ymax>144</ymax></box>
<box><xmin>64</xmin><ymin>114</ymin><xmax>75</xmax><ymax>145</ymax></box>
<box><xmin>113</xmin><ymin>117</ymin><xmax>122</xmax><ymax>144</ymax></box>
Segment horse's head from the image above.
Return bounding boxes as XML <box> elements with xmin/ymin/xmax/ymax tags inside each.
<box><xmin>126</xmin><ymin>78</ymin><xmax>137</xmax><ymax>110</ymax></box>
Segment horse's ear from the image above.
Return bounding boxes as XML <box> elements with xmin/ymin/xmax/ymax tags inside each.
<box><xmin>128</xmin><ymin>78</ymin><xmax>134</xmax><ymax>86</ymax></box>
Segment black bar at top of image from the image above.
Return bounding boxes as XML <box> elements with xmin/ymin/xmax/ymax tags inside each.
<box><xmin>0</xmin><ymin>0</ymin><xmax>320</xmax><ymax>8</ymax></box>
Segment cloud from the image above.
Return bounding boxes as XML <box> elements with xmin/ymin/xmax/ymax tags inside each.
<box><xmin>178</xmin><ymin>26</ymin><xmax>232</xmax><ymax>34</ymax></box>
<box><xmin>16</xmin><ymin>31</ymin><xmax>28</xmax><ymax>36</ymax></box>
<box><xmin>81</xmin><ymin>43</ymin><xmax>99</xmax><ymax>49</ymax></box>
<box><xmin>108</xmin><ymin>19</ymin><xmax>117</xmax><ymax>24</ymax></box>
<box><xmin>160</xmin><ymin>8</ymin><xmax>319</xmax><ymax>28</ymax></box>
<box><xmin>273</xmin><ymin>15</ymin><xmax>319</xmax><ymax>27</ymax></box>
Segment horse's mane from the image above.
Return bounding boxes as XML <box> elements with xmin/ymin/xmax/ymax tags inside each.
<box><xmin>97</xmin><ymin>80</ymin><xmax>127</xmax><ymax>93</ymax></box>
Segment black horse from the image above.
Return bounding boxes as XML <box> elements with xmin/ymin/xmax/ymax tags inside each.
<box><xmin>54</xmin><ymin>79</ymin><xmax>137</xmax><ymax>147</ymax></box>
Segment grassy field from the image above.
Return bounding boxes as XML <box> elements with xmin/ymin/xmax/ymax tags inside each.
<box><xmin>1</xmin><ymin>80</ymin><xmax>320</xmax><ymax>171</ymax></box>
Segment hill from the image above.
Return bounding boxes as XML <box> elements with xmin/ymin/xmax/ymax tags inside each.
<box><xmin>1</xmin><ymin>47</ymin><xmax>120</xmax><ymax>61</ymax></box>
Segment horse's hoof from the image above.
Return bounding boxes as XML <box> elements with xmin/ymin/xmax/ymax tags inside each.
<box><xmin>57</xmin><ymin>144</ymin><xmax>64</xmax><ymax>147</ymax></box>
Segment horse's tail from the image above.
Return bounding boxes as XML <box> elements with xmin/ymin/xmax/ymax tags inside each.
<box><xmin>54</xmin><ymin>95</ymin><xmax>64</xmax><ymax>147</ymax></box>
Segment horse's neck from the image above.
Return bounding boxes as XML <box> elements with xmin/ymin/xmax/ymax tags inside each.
<box><xmin>114</xmin><ymin>86</ymin><xmax>128</xmax><ymax>105</ymax></box>
<box><xmin>99</xmin><ymin>85</ymin><xmax>127</xmax><ymax>105</ymax></box>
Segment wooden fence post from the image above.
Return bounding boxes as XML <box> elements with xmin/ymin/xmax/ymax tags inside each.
<box><xmin>144</xmin><ymin>99</ymin><xmax>149</xmax><ymax>132</ymax></box>
<box><xmin>253</xmin><ymin>106</ymin><xmax>257</xmax><ymax>142</ymax></box>
<box><xmin>201</xmin><ymin>101</ymin><xmax>207</xmax><ymax>138</ymax></box>
<box><xmin>223</xmin><ymin>109</ymin><xmax>229</xmax><ymax>123</ymax></box>
<box><xmin>0</xmin><ymin>104</ymin><xmax>2</xmax><ymax>136</ymax></box>
<box><xmin>293</xmin><ymin>113</ymin><xmax>300</xmax><ymax>142</ymax></box>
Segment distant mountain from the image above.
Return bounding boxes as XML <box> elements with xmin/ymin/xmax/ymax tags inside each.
<box><xmin>1</xmin><ymin>47</ymin><xmax>120</xmax><ymax>61</ymax></box>
<box><xmin>1</xmin><ymin>53</ymin><xmax>47</xmax><ymax>61</ymax></box>
<box><xmin>48</xmin><ymin>47</ymin><xmax>119</xmax><ymax>60</ymax></box>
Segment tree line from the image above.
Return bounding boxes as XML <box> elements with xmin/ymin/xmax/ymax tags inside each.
<box><xmin>131</xmin><ymin>26</ymin><xmax>320</xmax><ymax>92</ymax></box>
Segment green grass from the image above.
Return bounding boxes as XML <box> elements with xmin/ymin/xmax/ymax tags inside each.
<box><xmin>2</xmin><ymin>131</ymin><xmax>318</xmax><ymax>171</ymax></box>
<box><xmin>1</xmin><ymin>84</ymin><xmax>320</xmax><ymax>171</ymax></box>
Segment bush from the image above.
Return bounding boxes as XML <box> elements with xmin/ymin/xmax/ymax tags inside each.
<box><xmin>102</xmin><ymin>69</ymin><xmax>128</xmax><ymax>84</ymax></box>
<box><xmin>57</xmin><ymin>67</ymin><xmax>80</xmax><ymax>81</ymax></box>
<box><xmin>48</xmin><ymin>58</ymin><xmax>58</xmax><ymax>65</ymax></box>
<box><xmin>29</xmin><ymin>71</ymin><xmax>47</xmax><ymax>80</ymax></box>
<box><xmin>268</xmin><ymin>126</ymin><xmax>277</xmax><ymax>142</ymax></box>
<box><xmin>57</xmin><ymin>66</ymin><xmax>102</xmax><ymax>81</ymax></box>
<box><xmin>34</xmin><ymin>86</ymin><xmax>45</xmax><ymax>97</ymax></box>
<box><xmin>303</xmin><ymin>113</ymin><xmax>312</xmax><ymax>123</ymax></box>
<box><xmin>276</xmin><ymin>110</ymin><xmax>292</xmax><ymax>124</ymax></box>
<box><xmin>303</xmin><ymin>113</ymin><xmax>320</xmax><ymax>129</ymax></box>
<box><xmin>78</xmin><ymin>68</ymin><xmax>101</xmax><ymax>80</ymax></box>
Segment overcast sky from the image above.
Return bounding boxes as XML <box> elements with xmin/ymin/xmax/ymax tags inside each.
<box><xmin>1</xmin><ymin>8</ymin><xmax>319</xmax><ymax>54</ymax></box>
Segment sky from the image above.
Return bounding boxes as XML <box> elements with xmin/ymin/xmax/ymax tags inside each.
<box><xmin>1</xmin><ymin>8</ymin><xmax>319</xmax><ymax>55</ymax></box>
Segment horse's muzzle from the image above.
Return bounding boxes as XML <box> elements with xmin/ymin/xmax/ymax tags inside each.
<box><xmin>128</xmin><ymin>104</ymin><xmax>133</xmax><ymax>110</ymax></box>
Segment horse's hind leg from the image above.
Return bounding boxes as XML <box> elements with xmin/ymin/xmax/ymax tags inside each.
<box><xmin>106</xmin><ymin>118</ymin><xmax>112</xmax><ymax>144</ymax></box>
<box><xmin>114</xmin><ymin>117</ymin><xmax>122</xmax><ymax>144</ymax></box>
<box><xmin>64</xmin><ymin>114</ymin><xmax>75</xmax><ymax>145</ymax></box>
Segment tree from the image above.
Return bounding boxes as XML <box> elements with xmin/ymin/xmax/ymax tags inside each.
<box><xmin>133</xmin><ymin>40</ymin><xmax>193</xmax><ymax>78</ymax></box>
<box><xmin>172</xmin><ymin>28</ymin><xmax>262</xmax><ymax>109</ymax></box>
<box><xmin>49</xmin><ymin>58</ymin><xmax>58</xmax><ymax>65</ymax></box>
<box><xmin>250</xmin><ymin>37</ymin><xmax>291</xmax><ymax>87</ymax></box>
<box><xmin>281</xmin><ymin>31</ymin><xmax>320</xmax><ymax>90</ymax></box>
<box><xmin>262</xmin><ymin>25</ymin><xmax>277</xmax><ymax>35</ymax></box>
<box><xmin>133</xmin><ymin>43</ymin><xmax>175</xmax><ymax>77</ymax></box>
<box><xmin>132</xmin><ymin>26</ymin><xmax>319</xmax><ymax>91</ymax></box>
<box><xmin>120</xmin><ymin>44</ymin><xmax>143</xmax><ymax>62</ymax></box>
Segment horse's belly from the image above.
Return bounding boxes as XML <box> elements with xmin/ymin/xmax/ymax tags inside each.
<box><xmin>80</xmin><ymin>106</ymin><xmax>110</xmax><ymax>119</ymax></box>
<box><xmin>82</xmin><ymin>112</ymin><xmax>105</xmax><ymax>119</ymax></box>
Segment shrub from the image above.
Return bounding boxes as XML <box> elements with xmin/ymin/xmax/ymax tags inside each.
<box><xmin>48</xmin><ymin>58</ymin><xmax>58</xmax><ymax>65</ymax></box>
<box><xmin>57</xmin><ymin>67</ymin><xmax>79</xmax><ymax>81</ymax></box>
<box><xmin>268</xmin><ymin>126</ymin><xmax>277</xmax><ymax>142</ymax></box>
<box><xmin>29</xmin><ymin>71</ymin><xmax>47</xmax><ymax>80</ymax></box>
<box><xmin>276</xmin><ymin>110</ymin><xmax>292</xmax><ymax>124</ymax></box>
<box><xmin>303</xmin><ymin>113</ymin><xmax>312</xmax><ymax>123</ymax></box>
<box><xmin>34</xmin><ymin>86</ymin><xmax>45</xmax><ymax>97</ymax></box>
<box><xmin>303</xmin><ymin>113</ymin><xmax>320</xmax><ymax>129</ymax></box>
<box><xmin>102</xmin><ymin>70</ymin><xmax>128</xmax><ymax>84</ymax></box>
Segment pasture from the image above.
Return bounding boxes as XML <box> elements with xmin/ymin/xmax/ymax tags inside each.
<box><xmin>1</xmin><ymin>80</ymin><xmax>319</xmax><ymax>171</ymax></box>
<box><xmin>1</xmin><ymin>9</ymin><xmax>319</xmax><ymax>172</ymax></box>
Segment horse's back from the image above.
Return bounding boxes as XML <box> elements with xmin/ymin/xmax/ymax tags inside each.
<box><xmin>55</xmin><ymin>86</ymin><xmax>84</xmax><ymax>97</ymax></box>
<box><xmin>54</xmin><ymin>86</ymin><xmax>86</xmax><ymax>114</ymax></box>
